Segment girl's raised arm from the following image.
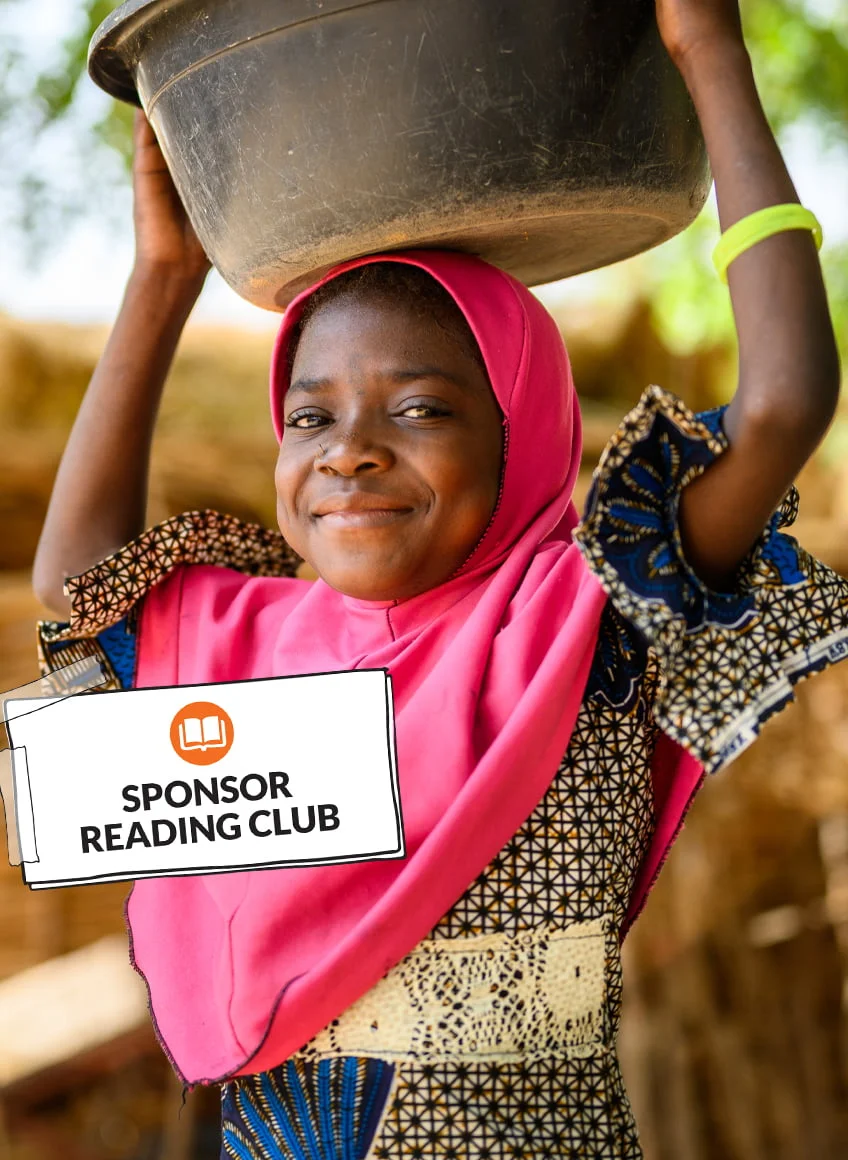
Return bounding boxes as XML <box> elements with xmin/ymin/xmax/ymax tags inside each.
<box><xmin>32</xmin><ymin>112</ymin><xmax>211</xmax><ymax>618</ymax></box>
<box><xmin>656</xmin><ymin>0</ymin><xmax>841</xmax><ymax>590</ymax></box>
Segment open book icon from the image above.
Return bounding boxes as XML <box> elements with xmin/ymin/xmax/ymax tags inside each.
<box><xmin>178</xmin><ymin>714</ymin><xmax>228</xmax><ymax>752</ymax></box>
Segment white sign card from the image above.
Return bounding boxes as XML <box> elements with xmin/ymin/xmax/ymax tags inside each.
<box><xmin>2</xmin><ymin>669</ymin><xmax>403</xmax><ymax>889</ymax></box>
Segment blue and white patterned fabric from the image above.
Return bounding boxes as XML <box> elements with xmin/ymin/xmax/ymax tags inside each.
<box><xmin>575</xmin><ymin>386</ymin><xmax>848</xmax><ymax>774</ymax></box>
<box><xmin>221</xmin><ymin>1059</ymin><xmax>395</xmax><ymax>1160</ymax></box>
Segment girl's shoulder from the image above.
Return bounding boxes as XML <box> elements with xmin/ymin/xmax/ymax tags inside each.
<box><xmin>37</xmin><ymin>509</ymin><xmax>302</xmax><ymax>691</ymax></box>
<box><xmin>576</xmin><ymin>386</ymin><xmax>848</xmax><ymax>774</ymax></box>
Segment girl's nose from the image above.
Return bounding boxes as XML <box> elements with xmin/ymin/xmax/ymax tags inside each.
<box><xmin>315</xmin><ymin>424</ymin><xmax>394</xmax><ymax>476</ymax></box>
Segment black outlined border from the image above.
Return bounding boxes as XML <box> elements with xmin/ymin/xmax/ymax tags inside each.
<box><xmin>6</xmin><ymin>668</ymin><xmax>405</xmax><ymax>890</ymax></box>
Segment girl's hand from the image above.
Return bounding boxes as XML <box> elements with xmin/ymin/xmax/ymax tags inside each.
<box><xmin>655</xmin><ymin>0</ymin><xmax>745</xmax><ymax>66</ymax></box>
<box><xmin>132</xmin><ymin>109</ymin><xmax>212</xmax><ymax>281</ymax></box>
<box><xmin>34</xmin><ymin>113</ymin><xmax>213</xmax><ymax>615</ymax></box>
<box><xmin>653</xmin><ymin>0</ymin><xmax>840</xmax><ymax>592</ymax></box>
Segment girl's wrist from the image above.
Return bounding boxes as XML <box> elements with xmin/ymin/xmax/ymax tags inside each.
<box><xmin>126</xmin><ymin>259</ymin><xmax>209</xmax><ymax>322</ymax></box>
<box><xmin>129</xmin><ymin>258</ymin><xmax>208</xmax><ymax>296</ymax></box>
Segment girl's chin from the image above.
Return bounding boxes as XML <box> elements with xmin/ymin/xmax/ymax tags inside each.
<box><xmin>324</xmin><ymin>576</ymin><xmax>417</xmax><ymax>602</ymax></box>
<box><xmin>315</xmin><ymin>561</ymin><xmax>435</xmax><ymax>603</ymax></box>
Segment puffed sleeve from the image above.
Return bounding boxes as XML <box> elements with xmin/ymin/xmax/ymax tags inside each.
<box><xmin>37</xmin><ymin>509</ymin><xmax>301</xmax><ymax>691</ymax></box>
<box><xmin>573</xmin><ymin>385</ymin><xmax>848</xmax><ymax>775</ymax></box>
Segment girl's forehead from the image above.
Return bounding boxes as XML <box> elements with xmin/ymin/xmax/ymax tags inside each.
<box><xmin>291</xmin><ymin>290</ymin><xmax>491</xmax><ymax>383</ymax></box>
<box><xmin>299</xmin><ymin>289</ymin><xmax>452</xmax><ymax>334</ymax></box>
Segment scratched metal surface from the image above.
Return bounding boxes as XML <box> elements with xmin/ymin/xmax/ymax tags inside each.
<box><xmin>90</xmin><ymin>0</ymin><xmax>710</xmax><ymax>308</ymax></box>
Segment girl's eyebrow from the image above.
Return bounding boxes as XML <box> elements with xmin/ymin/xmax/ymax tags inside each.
<box><xmin>288</xmin><ymin>377</ymin><xmax>332</xmax><ymax>396</ymax></box>
<box><xmin>391</xmin><ymin>367</ymin><xmax>470</xmax><ymax>389</ymax></box>
<box><xmin>289</xmin><ymin>368</ymin><xmax>476</xmax><ymax>395</ymax></box>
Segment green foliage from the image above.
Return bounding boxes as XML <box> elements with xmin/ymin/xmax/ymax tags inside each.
<box><xmin>0</xmin><ymin>0</ymin><xmax>134</xmax><ymax>257</ymax></box>
<box><xmin>636</xmin><ymin>0</ymin><xmax>848</xmax><ymax>365</ymax></box>
<box><xmin>746</xmin><ymin>0</ymin><xmax>848</xmax><ymax>141</ymax></box>
<box><xmin>638</xmin><ymin>205</ymin><xmax>848</xmax><ymax>365</ymax></box>
<box><xmin>32</xmin><ymin>1</ymin><xmax>115</xmax><ymax>122</ymax></box>
<box><xmin>1</xmin><ymin>0</ymin><xmax>132</xmax><ymax>177</ymax></box>
<box><xmin>640</xmin><ymin>207</ymin><xmax>735</xmax><ymax>359</ymax></box>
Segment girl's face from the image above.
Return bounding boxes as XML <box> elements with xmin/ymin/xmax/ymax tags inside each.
<box><xmin>275</xmin><ymin>292</ymin><xmax>504</xmax><ymax>601</ymax></box>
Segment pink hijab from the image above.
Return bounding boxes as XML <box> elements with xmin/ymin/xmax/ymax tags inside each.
<box><xmin>126</xmin><ymin>251</ymin><xmax>699</xmax><ymax>1085</ymax></box>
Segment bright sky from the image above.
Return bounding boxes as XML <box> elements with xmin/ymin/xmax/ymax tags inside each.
<box><xmin>0</xmin><ymin>0</ymin><xmax>845</xmax><ymax>330</ymax></box>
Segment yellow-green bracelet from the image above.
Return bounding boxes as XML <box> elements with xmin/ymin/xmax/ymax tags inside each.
<box><xmin>713</xmin><ymin>204</ymin><xmax>823</xmax><ymax>284</ymax></box>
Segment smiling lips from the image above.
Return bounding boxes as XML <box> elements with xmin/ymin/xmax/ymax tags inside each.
<box><xmin>313</xmin><ymin>495</ymin><xmax>415</xmax><ymax>527</ymax></box>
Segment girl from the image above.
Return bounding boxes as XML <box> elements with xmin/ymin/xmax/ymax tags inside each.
<box><xmin>31</xmin><ymin>0</ymin><xmax>847</xmax><ymax>1156</ymax></box>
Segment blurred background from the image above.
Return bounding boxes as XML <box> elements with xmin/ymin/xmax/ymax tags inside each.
<box><xmin>0</xmin><ymin>0</ymin><xmax>847</xmax><ymax>1157</ymax></box>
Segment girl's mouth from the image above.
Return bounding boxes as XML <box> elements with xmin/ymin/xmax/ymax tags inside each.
<box><xmin>318</xmin><ymin>509</ymin><xmax>414</xmax><ymax>528</ymax></box>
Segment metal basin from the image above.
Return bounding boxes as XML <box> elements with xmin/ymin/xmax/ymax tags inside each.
<box><xmin>89</xmin><ymin>0</ymin><xmax>710</xmax><ymax>310</ymax></box>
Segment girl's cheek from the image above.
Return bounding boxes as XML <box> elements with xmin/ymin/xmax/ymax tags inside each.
<box><xmin>274</xmin><ymin>452</ymin><xmax>295</xmax><ymax>496</ymax></box>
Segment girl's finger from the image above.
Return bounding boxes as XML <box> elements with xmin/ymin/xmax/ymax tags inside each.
<box><xmin>133</xmin><ymin>109</ymin><xmax>158</xmax><ymax>150</ymax></box>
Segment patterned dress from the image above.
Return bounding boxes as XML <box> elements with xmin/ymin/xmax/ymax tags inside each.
<box><xmin>37</xmin><ymin>389</ymin><xmax>848</xmax><ymax>1160</ymax></box>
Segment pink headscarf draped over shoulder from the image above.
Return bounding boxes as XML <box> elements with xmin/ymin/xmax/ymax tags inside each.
<box><xmin>127</xmin><ymin>250</ymin><xmax>611</xmax><ymax>1085</ymax></box>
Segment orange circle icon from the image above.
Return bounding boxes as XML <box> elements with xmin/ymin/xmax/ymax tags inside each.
<box><xmin>170</xmin><ymin>702</ymin><xmax>234</xmax><ymax>765</ymax></box>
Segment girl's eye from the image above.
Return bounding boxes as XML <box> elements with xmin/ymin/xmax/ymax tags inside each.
<box><xmin>401</xmin><ymin>403</ymin><xmax>450</xmax><ymax>419</ymax></box>
<box><xmin>285</xmin><ymin>411</ymin><xmax>327</xmax><ymax>429</ymax></box>
<box><xmin>284</xmin><ymin>403</ymin><xmax>450</xmax><ymax>428</ymax></box>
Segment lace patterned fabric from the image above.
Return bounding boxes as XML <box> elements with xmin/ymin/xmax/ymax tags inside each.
<box><xmin>36</xmin><ymin>388</ymin><xmax>848</xmax><ymax>1160</ymax></box>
